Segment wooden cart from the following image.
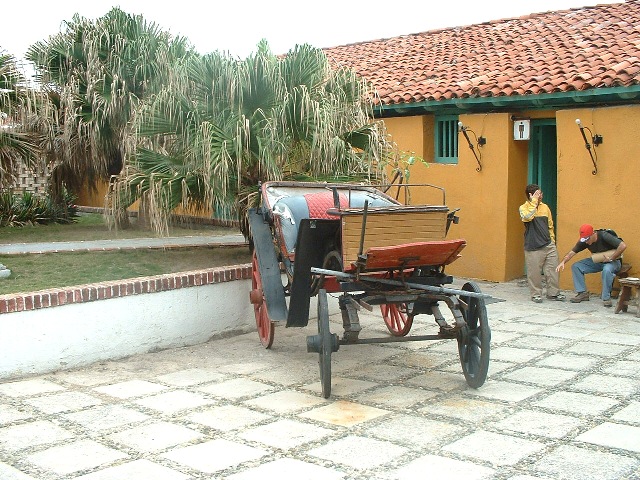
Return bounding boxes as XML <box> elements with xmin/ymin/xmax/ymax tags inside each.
<box><xmin>248</xmin><ymin>181</ymin><xmax>491</xmax><ymax>398</ymax></box>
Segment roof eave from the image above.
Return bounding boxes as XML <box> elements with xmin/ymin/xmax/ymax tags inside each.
<box><xmin>375</xmin><ymin>86</ymin><xmax>640</xmax><ymax>117</ymax></box>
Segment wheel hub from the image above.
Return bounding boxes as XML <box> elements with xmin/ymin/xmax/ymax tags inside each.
<box><xmin>249</xmin><ymin>288</ymin><xmax>263</xmax><ymax>305</ymax></box>
<box><xmin>306</xmin><ymin>333</ymin><xmax>339</xmax><ymax>353</ymax></box>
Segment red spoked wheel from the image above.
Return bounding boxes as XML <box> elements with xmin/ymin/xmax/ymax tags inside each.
<box><xmin>250</xmin><ymin>251</ymin><xmax>275</xmax><ymax>348</ymax></box>
<box><xmin>381</xmin><ymin>303</ymin><xmax>414</xmax><ymax>337</ymax></box>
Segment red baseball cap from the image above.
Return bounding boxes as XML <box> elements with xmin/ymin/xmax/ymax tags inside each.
<box><xmin>579</xmin><ymin>224</ymin><xmax>594</xmax><ymax>242</ymax></box>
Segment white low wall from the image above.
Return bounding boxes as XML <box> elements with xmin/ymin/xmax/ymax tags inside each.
<box><xmin>0</xmin><ymin>266</ymin><xmax>341</xmax><ymax>381</ymax></box>
<box><xmin>0</xmin><ymin>280</ymin><xmax>254</xmax><ymax>380</ymax></box>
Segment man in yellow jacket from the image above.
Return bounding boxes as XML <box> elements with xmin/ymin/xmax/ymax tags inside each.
<box><xmin>519</xmin><ymin>184</ymin><xmax>565</xmax><ymax>303</ymax></box>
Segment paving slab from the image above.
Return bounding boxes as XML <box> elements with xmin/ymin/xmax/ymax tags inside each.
<box><xmin>0</xmin><ymin>278</ymin><xmax>639</xmax><ymax>479</ymax></box>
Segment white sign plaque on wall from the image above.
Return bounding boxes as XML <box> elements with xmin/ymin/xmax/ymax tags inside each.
<box><xmin>513</xmin><ymin>120</ymin><xmax>530</xmax><ymax>140</ymax></box>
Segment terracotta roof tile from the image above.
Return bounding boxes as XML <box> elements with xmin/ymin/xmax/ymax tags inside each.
<box><xmin>324</xmin><ymin>1</ymin><xmax>640</xmax><ymax>105</ymax></box>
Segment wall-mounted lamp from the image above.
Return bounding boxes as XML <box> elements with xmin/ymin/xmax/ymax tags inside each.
<box><xmin>575</xmin><ymin>118</ymin><xmax>602</xmax><ymax>175</ymax></box>
<box><xmin>458</xmin><ymin>121</ymin><xmax>486</xmax><ymax>172</ymax></box>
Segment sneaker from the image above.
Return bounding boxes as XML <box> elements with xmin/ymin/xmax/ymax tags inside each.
<box><xmin>532</xmin><ymin>295</ymin><xmax>543</xmax><ymax>303</ymax></box>
<box><xmin>547</xmin><ymin>293</ymin><xmax>566</xmax><ymax>301</ymax></box>
<box><xmin>603</xmin><ymin>299</ymin><xmax>612</xmax><ymax>307</ymax></box>
<box><xmin>570</xmin><ymin>291</ymin><xmax>590</xmax><ymax>303</ymax></box>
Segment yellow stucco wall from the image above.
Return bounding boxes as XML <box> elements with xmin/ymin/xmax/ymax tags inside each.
<box><xmin>555</xmin><ymin>105</ymin><xmax>640</xmax><ymax>292</ymax></box>
<box><xmin>76</xmin><ymin>181</ymin><xmax>141</xmax><ymax>214</ymax></box>
<box><xmin>76</xmin><ymin>182</ymin><xmax>109</xmax><ymax>208</ymax></box>
<box><xmin>76</xmin><ymin>181</ymin><xmax>214</xmax><ymax>219</ymax></box>
<box><xmin>76</xmin><ymin>103</ymin><xmax>639</xmax><ymax>293</ymax></box>
<box><xmin>383</xmin><ymin>116</ymin><xmax>426</xmax><ymax>162</ymax></box>
<box><xmin>384</xmin><ymin>113</ymin><xmax>526</xmax><ymax>282</ymax></box>
<box><xmin>384</xmin><ymin>104</ymin><xmax>640</xmax><ymax>289</ymax></box>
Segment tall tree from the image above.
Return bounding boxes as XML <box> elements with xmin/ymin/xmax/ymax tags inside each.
<box><xmin>112</xmin><ymin>41</ymin><xmax>397</xmax><ymax>235</ymax></box>
<box><xmin>26</xmin><ymin>7</ymin><xmax>192</xmax><ymax>210</ymax></box>
<box><xmin>0</xmin><ymin>52</ymin><xmax>42</xmax><ymax>187</ymax></box>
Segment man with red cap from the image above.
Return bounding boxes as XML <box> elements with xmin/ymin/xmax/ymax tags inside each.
<box><xmin>556</xmin><ymin>224</ymin><xmax>627</xmax><ymax>306</ymax></box>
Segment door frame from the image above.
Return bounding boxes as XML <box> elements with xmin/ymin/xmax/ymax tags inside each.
<box><xmin>528</xmin><ymin>119</ymin><xmax>558</xmax><ymax>223</ymax></box>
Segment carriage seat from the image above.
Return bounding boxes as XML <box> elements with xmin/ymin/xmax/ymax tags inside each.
<box><xmin>272</xmin><ymin>189</ymin><xmax>395</xmax><ymax>255</ymax></box>
<box><xmin>272</xmin><ymin>191</ymin><xmax>346</xmax><ymax>254</ymax></box>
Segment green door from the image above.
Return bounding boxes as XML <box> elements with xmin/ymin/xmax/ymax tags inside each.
<box><xmin>528</xmin><ymin>120</ymin><xmax>557</xmax><ymax>223</ymax></box>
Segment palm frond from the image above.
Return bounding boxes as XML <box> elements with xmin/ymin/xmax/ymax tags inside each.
<box><xmin>26</xmin><ymin>7</ymin><xmax>193</xmax><ymax>201</ymax></box>
<box><xmin>113</xmin><ymin>40</ymin><xmax>397</xmax><ymax>235</ymax></box>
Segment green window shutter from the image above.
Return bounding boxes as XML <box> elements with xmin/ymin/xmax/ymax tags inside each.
<box><xmin>435</xmin><ymin>115</ymin><xmax>459</xmax><ymax>164</ymax></box>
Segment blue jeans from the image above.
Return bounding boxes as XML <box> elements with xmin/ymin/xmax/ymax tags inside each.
<box><xmin>571</xmin><ymin>257</ymin><xmax>621</xmax><ymax>301</ymax></box>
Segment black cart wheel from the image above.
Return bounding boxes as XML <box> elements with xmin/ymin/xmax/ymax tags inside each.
<box><xmin>457</xmin><ymin>281</ymin><xmax>490</xmax><ymax>388</ymax></box>
<box><xmin>317</xmin><ymin>289</ymin><xmax>337</xmax><ymax>398</ymax></box>
<box><xmin>311</xmin><ymin>250</ymin><xmax>342</xmax><ymax>296</ymax></box>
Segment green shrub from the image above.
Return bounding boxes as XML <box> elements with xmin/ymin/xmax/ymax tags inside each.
<box><xmin>0</xmin><ymin>190</ymin><xmax>79</xmax><ymax>227</ymax></box>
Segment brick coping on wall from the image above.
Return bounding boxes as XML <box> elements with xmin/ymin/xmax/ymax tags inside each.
<box><xmin>0</xmin><ymin>264</ymin><xmax>252</xmax><ymax>315</ymax></box>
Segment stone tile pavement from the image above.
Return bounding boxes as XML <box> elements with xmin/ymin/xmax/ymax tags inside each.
<box><xmin>1</xmin><ymin>279</ymin><xmax>639</xmax><ymax>479</ymax></box>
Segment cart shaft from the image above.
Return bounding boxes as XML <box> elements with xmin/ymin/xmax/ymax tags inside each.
<box><xmin>310</xmin><ymin>267</ymin><xmax>492</xmax><ymax>299</ymax></box>
<box><xmin>339</xmin><ymin>334</ymin><xmax>447</xmax><ymax>345</ymax></box>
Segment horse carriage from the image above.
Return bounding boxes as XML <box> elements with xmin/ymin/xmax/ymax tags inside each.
<box><xmin>248</xmin><ymin>181</ymin><xmax>491</xmax><ymax>398</ymax></box>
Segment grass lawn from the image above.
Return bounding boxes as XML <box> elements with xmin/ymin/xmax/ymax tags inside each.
<box><xmin>0</xmin><ymin>212</ymin><xmax>240</xmax><ymax>243</ymax></box>
<box><xmin>0</xmin><ymin>247</ymin><xmax>252</xmax><ymax>295</ymax></box>
<box><xmin>0</xmin><ymin>213</ymin><xmax>252</xmax><ymax>295</ymax></box>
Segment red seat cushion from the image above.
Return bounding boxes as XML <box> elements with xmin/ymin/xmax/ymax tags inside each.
<box><xmin>304</xmin><ymin>191</ymin><xmax>348</xmax><ymax>219</ymax></box>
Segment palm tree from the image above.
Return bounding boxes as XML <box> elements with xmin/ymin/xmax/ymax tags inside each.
<box><xmin>0</xmin><ymin>52</ymin><xmax>42</xmax><ymax>187</ymax></box>
<box><xmin>26</xmin><ymin>7</ymin><xmax>192</xmax><ymax>216</ymax></box>
<box><xmin>112</xmin><ymin>41</ymin><xmax>397</xmax><ymax>236</ymax></box>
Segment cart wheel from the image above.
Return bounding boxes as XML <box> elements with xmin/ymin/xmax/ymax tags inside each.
<box><xmin>250</xmin><ymin>251</ymin><xmax>275</xmax><ymax>349</ymax></box>
<box><xmin>380</xmin><ymin>303</ymin><xmax>414</xmax><ymax>336</ymax></box>
<box><xmin>311</xmin><ymin>250</ymin><xmax>342</xmax><ymax>296</ymax></box>
<box><xmin>317</xmin><ymin>289</ymin><xmax>337</xmax><ymax>399</ymax></box>
<box><xmin>457</xmin><ymin>281</ymin><xmax>490</xmax><ymax>388</ymax></box>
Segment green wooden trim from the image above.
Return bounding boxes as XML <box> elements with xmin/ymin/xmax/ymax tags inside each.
<box><xmin>376</xmin><ymin>85</ymin><xmax>640</xmax><ymax>117</ymax></box>
<box><xmin>531</xmin><ymin>118</ymin><xmax>556</xmax><ymax>127</ymax></box>
<box><xmin>434</xmin><ymin>115</ymin><xmax>459</xmax><ymax>164</ymax></box>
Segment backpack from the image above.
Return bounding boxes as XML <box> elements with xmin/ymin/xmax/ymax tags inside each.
<box><xmin>598</xmin><ymin>228</ymin><xmax>622</xmax><ymax>242</ymax></box>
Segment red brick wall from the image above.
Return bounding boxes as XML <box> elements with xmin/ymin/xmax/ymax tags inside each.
<box><xmin>0</xmin><ymin>264</ymin><xmax>252</xmax><ymax>314</ymax></box>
